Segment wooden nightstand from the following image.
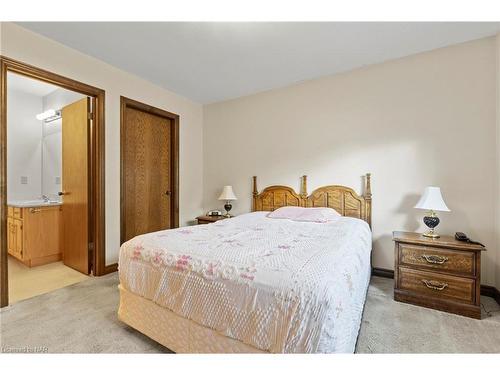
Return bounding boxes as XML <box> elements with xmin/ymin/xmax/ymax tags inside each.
<box><xmin>196</xmin><ymin>215</ymin><xmax>228</xmax><ymax>225</ymax></box>
<box><xmin>393</xmin><ymin>231</ymin><xmax>486</xmax><ymax>319</ymax></box>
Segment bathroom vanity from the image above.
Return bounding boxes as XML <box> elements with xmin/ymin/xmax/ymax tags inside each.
<box><xmin>7</xmin><ymin>201</ymin><xmax>62</xmax><ymax>267</ymax></box>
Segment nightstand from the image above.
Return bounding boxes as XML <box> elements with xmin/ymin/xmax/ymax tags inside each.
<box><xmin>393</xmin><ymin>231</ymin><xmax>485</xmax><ymax>319</ymax></box>
<box><xmin>196</xmin><ymin>215</ymin><xmax>228</xmax><ymax>225</ymax></box>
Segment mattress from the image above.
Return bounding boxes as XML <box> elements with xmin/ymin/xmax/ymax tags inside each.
<box><xmin>119</xmin><ymin>211</ymin><xmax>372</xmax><ymax>353</ymax></box>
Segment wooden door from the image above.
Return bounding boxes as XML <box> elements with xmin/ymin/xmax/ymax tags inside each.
<box><xmin>122</xmin><ymin>101</ymin><xmax>176</xmax><ymax>243</ymax></box>
<box><xmin>62</xmin><ymin>98</ymin><xmax>90</xmax><ymax>274</ymax></box>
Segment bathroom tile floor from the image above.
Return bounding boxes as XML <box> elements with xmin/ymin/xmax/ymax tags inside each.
<box><xmin>7</xmin><ymin>256</ymin><xmax>89</xmax><ymax>304</ymax></box>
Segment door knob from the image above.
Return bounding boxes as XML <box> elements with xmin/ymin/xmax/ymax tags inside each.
<box><xmin>58</xmin><ymin>191</ymin><xmax>69</xmax><ymax>196</ymax></box>
<box><xmin>165</xmin><ymin>191</ymin><xmax>171</xmax><ymax>196</ymax></box>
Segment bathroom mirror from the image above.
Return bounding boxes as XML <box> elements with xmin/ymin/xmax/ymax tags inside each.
<box><xmin>6</xmin><ymin>71</ymin><xmax>86</xmax><ymax>204</ymax></box>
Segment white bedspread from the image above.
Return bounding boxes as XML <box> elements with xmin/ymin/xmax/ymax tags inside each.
<box><xmin>119</xmin><ymin>211</ymin><xmax>372</xmax><ymax>353</ymax></box>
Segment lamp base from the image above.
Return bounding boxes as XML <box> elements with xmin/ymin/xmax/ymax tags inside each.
<box><xmin>422</xmin><ymin>212</ymin><xmax>440</xmax><ymax>238</ymax></box>
<box><xmin>224</xmin><ymin>202</ymin><xmax>232</xmax><ymax>218</ymax></box>
<box><xmin>422</xmin><ymin>231</ymin><xmax>440</xmax><ymax>238</ymax></box>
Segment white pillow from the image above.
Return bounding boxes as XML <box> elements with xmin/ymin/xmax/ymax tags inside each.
<box><xmin>267</xmin><ymin>206</ymin><xmax>341</xmax><ymax>223</ymax></box>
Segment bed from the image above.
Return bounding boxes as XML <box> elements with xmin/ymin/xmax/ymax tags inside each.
<box><xmin>118</xmin><ymin>174</ymin><xmax>373</xmax><ymax>353</ymax></box>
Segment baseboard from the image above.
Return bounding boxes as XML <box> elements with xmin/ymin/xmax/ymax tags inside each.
<box><xmin>481</xmin><ymin>284</ymin><xmax>500</xmax><ymax>305</ymax></box>
<box><xmin>103</xmin><ymin>263</ymin><xmax>118</xmax><ymax>275</ymax></box>
<box><xmin>372</xmin><ymin>267</ymin><xmax>500</xmax><ymax>304</ymax></box>
<box><xmin>372</xmin><ymin>267</ymin><xmax>395</xmax><ymax>279</ymax></box>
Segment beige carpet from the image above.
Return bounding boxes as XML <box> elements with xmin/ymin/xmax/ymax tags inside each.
<box><xmin>7</xmin><ymin>256</ymin><xmax>89</xmax><ymax>304</ymax></box>
<box><xmin>1</xmin><ymin>273</ymin><xmax>499</xmax><ymax>353</ymax></box>
<box><xmin>357</xmin><ymin>276</ymin><xmax>500</xmax><ymax>353</ymax></box>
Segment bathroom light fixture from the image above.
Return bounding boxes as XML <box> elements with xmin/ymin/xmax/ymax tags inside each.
<box><xmin>36</xmin><ymin>109</ymin><xmax>61</xmax><ymax>123</ymax></box>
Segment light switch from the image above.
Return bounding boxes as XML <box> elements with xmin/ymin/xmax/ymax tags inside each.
<box><xmin>55</xmin><ymin>176</ymin><xmax>61</xmax><ymax>185</ymax></box>
<box><xmin>20</xmin><ymin>176</ymin><xmax>28</xmax><ymax>184</ymax></box>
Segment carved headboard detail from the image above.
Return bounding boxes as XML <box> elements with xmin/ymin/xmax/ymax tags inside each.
<box><xmin>252</xmin><ymin>174</ymin><xmax>372</xmax><ymax>227</ymax></box>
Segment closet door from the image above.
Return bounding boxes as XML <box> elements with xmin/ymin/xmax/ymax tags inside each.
<box><xmin>121</xmin><ymin>98</ymin><xmax>178</xmax><ymax>244</ymax></box>
<box><xmin>61</xmin><ymin>98</ymin><xmax>90</xmax><ymax>274</ymax></box>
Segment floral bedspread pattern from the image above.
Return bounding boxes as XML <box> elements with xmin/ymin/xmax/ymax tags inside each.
<box><xmin>119</xmin><ymin>211</ymin><xmax>372</xmax><ymax>353</ymax></box>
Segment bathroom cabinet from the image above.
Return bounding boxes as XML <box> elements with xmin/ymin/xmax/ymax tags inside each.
<box><xmin>7</xmin><ymin>205</ymin><xmax>62</xmax><ymax>267</ymax></box>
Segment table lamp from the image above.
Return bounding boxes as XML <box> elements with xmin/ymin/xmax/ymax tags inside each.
<box><xmin>414</xmin><ymin>186</ymin><xmax>450</xmax><ymax>238</ymax></box>
<box><xmin>218</xmin><ymin>186</ymin><xmax>237</xmax><ymax>217</ymax></box>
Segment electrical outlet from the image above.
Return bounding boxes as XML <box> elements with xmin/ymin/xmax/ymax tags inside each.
<box><xmin>20</xmin><ymin>176</ymin><xmax>28</xmax><ymax>184</ymax></box>
<box><xmin>55</xmin><ymin>176</ymin><xmax>61</xmax><ymax>185</ymax></box>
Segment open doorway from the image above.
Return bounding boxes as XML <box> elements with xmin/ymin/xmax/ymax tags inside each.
<box><xmin>6</xmin><ymin>73</ymin><xmax>91</xmax><ymax>303</ymax></box>
<box><xmin>0</xmin><ymin>57</ymin><xmax>107</xmax><ymax>307</ymax></box>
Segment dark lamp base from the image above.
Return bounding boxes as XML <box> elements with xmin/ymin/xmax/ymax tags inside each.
<box><xmin>422</xmin><ymin>213</ymin><xmax>441</xmax><ymax>238</ymax></box>
<box><xmin>224</xmin><ymin>202</ymin><xmax>232</xmax><ymax>218</ymax></box>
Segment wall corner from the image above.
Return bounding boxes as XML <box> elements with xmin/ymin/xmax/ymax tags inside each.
<box><xmin>495</xmin><ymin>34</ymin><xmax>500</xmax><ymax>290</ymax></box>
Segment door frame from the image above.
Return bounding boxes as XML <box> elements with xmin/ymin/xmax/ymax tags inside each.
<box><xmin>0</xmin><ymin>56</ymin><xmax>108</xmax><ymax>307</ymax></box>
<box><xmin>120</xmin><ymin>96</ymin><xmax>179</xmax><ymax>245</ymax></box>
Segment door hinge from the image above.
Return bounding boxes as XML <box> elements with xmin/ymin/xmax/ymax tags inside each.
<box><xmin>88</xmin><ymin>112</ymin><xmax>94</xmax><ymax>120</ymax></box>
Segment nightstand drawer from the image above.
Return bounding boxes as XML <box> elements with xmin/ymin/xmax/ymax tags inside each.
<box><xmin>399</xmin><ymin>243</ymin><xmax>475</xmax><ymax>276</ymax></box>
<box><xmin>398</xmin><ymin>267</ymin><xmax>475</xmax><ymax>304</ymax></box>
<box><xmin>196</xmin><ymin>215</ymin><xmax>228</xmax><ymax>225</ymax></box>
<box><xmin>197</xmin><ymin>219</ymin><xmax>213</xmax><ymax>225</ymax></box>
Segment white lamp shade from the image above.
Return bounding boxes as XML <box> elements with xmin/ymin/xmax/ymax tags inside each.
<box><xmin>218</xmin><ymin>186</ymin><xmax>237</xmax><ymax>201</ymax></box>
<box><xmin>414</xmin><ymin>186</ymin><xmax>450</xmax><ymax>212</ymax></box>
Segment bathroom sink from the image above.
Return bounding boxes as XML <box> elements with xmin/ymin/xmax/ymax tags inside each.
<box><xmin>8</xmin><ymin>199</ymin><xmax>62</xmax><ymax>208</ymax></box>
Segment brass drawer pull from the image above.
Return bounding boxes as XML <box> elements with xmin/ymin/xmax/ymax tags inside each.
<box><xmin>421</xmin><ymin>254</ymin><xmax>448</xmax><ymax>264</ymax></box>
<box><xmin>29</xmin><ymin>208</ymin><xmax>41</xmax><ymax>213</ymax></box>
<box><xmin>422</xmin><ymin>279</ymin><xmax>448</xmax><ymax>291</ymax></box>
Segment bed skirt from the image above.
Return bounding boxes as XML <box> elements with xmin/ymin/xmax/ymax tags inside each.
<box><xmin>117</xmin><ymin>285</ymin><xmax>266</xmax><ymax>353</ymax></box>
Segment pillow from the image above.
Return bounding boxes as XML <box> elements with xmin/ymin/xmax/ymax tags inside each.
<box><xmin>267</xmin><ymin>206</ymin><xmax>341</xmax><ymax>223</ymax></box>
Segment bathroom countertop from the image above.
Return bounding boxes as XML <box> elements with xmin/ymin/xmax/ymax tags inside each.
<box><xmin>8</xmin><ymin>200</ymin><xmax>62</xmax><ymax>208</ymax></box>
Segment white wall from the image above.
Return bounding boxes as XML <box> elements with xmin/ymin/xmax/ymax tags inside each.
<box><xmin>6</xmin><ymin>88</ymin><xmax>43</xmax><ymax>201</ymax></box>
<box><xmin>1</xmin><ymin>22</ymin><xmax>205</xmax><ymax>265</ymax></box>
<box><xmin>204</xmin><ymin>38</ymin><xmax>499</xmax><ymax>288</ymax></box>
<box><xmin>41</xmin><ymin>88</ymin><xmax>85</xmax><ymax>198</ymax></box>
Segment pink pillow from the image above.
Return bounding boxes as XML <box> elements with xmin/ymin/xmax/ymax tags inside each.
<box><xmin>267</xmin><ymin>206</ymin><xmax>341</xmax><ymax>223</ymax></box>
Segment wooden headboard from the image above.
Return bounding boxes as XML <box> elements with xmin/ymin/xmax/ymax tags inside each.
<box><xmin>252</xmin><ymin>174</ymin><xmax>372</xmax><ymax>227</ymax></box>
